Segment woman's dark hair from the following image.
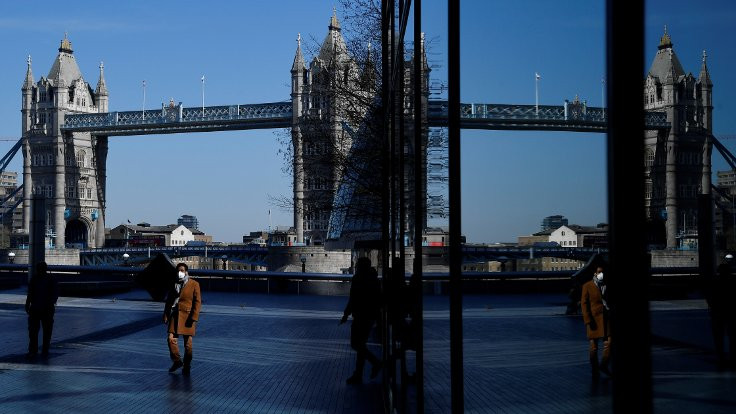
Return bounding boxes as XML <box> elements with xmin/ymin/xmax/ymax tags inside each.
<box><xmin>176</xmin><ymin>262</ymin><xmax>188</xmax><ymax>272</ymax></box>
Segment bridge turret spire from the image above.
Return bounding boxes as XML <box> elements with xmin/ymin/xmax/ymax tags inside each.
<box><xmin>48</xmin><ymin>33</ymin><xmax>83</xmax><ymax>88</ymax></box>
<box><xmin>699</xmin><ymin>49</ymin><xmax>712</xmax><ymax>86</ymax></box>
<box><xmin>96</xmin><ymin>61</ymin><xmax>108</xmax><ymax>96</ymax></box>
<box><xmin>318</xmin><ymin>8</ymin><xmax>348</xmax><ymax>66</ymax></box>
<box><xmin>658</xmin><ymin>25</ymin><xmax>672</xmax><ymax>50</ymax></box>
<box><xmin>59</xmin><ymin>32</ymin><xmax>73</xmax><ymax>54</ymax></box>
<box><xmin>291</xmin><ymin>33</ymin><xmax>306</xmax><ymax>73</ymax></box>
<box><xmin>22</xmin><ymin>55</ymin><xmax>34</xmax><ymax>90</ymax></box>
<box><xmin>329</xmin><ymin>6</ymin><xmax>341</xmax><ymax>31</ymax></box>
<box><xmin>361</xmin><ymin>41</ymin><xmax>376</xmax><ymax>87</ymax></box>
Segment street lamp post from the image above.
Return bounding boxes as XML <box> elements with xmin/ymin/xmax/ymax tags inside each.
<box><xmin>300</xmin><ymin>255</ymin><xmax>306</xmax><ymax>273</ymax></box>
<box><xmin>122</xmin><ymin>253</ymin><xmax>130</xmax><ymax>265</ymax></box>
<box><xmin>222</xmin><ymin>254</ymin><xmax>228</xmax><ymax>271</ymax></box>
<box><xmin>8</xmin><ymin>251</ymin><xmax>15</xmax><ymax>264</ymax></box>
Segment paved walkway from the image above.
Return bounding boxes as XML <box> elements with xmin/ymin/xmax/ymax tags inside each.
<box><xmin>0</xmin><ymin>288</ymin><xmax>734</xmax><ymax>413</ymax></box>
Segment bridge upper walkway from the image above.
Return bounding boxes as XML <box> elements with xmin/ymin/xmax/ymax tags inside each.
<box><xmin>61</xmin><ymin>101</ymin><xmax>669</xmax><ymax>135</ymax></box>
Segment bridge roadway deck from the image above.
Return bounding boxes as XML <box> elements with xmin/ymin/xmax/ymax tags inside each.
<box><xmin>0</xmin><ymin>288</ymin><xmax>733</xmax><ymax>413</ymax></box>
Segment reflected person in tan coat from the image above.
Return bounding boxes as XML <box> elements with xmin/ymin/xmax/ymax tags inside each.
<box><xmin>163</xmin><ymin>263</ymin><xmax>201</xmax><ymax>375</ymax></box>
<box><xmin>581</xmin><ymin>266</ymin><xmax>611</xmax><ymax>379</ymax></box>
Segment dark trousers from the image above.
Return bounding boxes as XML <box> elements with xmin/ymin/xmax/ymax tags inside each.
<box><xmin>168</xmin><ymin>334</ymin><xmax>193</xmax><ymax>365</ymax></box>
<box><xmin>351</xmin><ymin>318</ymin><xmax>379</xmax><ymax>376</ymax></box>
<box><xmin>711</xmin><ymin>309</ymin><xmax>736</xmax><ymax>366</ymax></box>
<box><xmin>28</xmin><ymin>310</ymin><xmax>54</xmax><ymax>354</ymax></box>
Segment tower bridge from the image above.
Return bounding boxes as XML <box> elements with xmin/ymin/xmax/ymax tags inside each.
<box><xmin>5</xmin><ymin>13</ymin><xmax>715</xmax><ymax>252</ymax></box>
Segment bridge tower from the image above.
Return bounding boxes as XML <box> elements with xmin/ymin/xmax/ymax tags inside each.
<box><xmin>644</xmin><ymin>28</ymin><xmax>713</xmax><ymax>249</ymax></box>
<box><xmin>290</xmin><ymin>10</ymin><xmax>365</xmax><ymax>245</ymax></box>
<box><xmin>20</xmin><ymin>35</ymin><xmax>108</xmax><ymax>248</ymax></box>
<box><xmin>292</xmin><ymin>10</ymin><xmax>431</xmax><ymax>248</ymax></box>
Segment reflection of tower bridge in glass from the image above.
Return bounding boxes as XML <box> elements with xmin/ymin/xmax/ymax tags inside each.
<box><xmin>12</xmin><ymin>14</ymin><xmax>717</xmax><ymax>252</ymax></box>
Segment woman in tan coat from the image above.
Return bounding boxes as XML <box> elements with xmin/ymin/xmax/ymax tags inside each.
<box><xmin>581</xmin><ymin>266</ymin><xmax>611</xmax><ymax>379</ymax></box>
<box><xmin>163</xmin><ymin>263</ymin><xmax>201</xmax><ymax>375</ymax></box>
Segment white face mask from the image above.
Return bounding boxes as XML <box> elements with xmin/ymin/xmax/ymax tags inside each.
<box><xmin>178</xmin><ymin>271</ymin><xmax>186</xmax><ymax>281</ymax></box>
<box><xmin>596</xmin><ymin>272</ymin><xmax>604</xmax><ymax>282</ymax></box>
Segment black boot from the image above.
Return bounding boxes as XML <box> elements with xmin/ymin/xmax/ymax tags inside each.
<box><xmin>168</xmin><ymin>360</ymin><xmax>184</xmax><ymax>373</ymax></box>
<box><xmin>346</xmin><ymin>373</ymin><xmax>362</xmax><ymax>385</ymax></box>
<box><xmin>590</xmin><ymin>351</ymin><xmax>600</xmax><ymax>380</ymax></box>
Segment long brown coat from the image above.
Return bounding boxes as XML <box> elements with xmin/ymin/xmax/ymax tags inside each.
<box><xmin>164</xmin><ymin>279</ymin><xmax>201</xmax><ymax>336</ymax></box>
<box><xmin>581</xmin><ymin>280</ymin><xmax>609</xmax><ymax>339</ymax></box>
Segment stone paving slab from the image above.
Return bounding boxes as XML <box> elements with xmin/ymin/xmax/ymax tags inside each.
<box><xmin>0</xmin><ymin>289</ymin><xmax>734</xmax><ymax>413</ymax></box>
<box><xmin>0</xmin><ymin>290</ymin><xmax>383</xmax><ymax>414</ymax></box>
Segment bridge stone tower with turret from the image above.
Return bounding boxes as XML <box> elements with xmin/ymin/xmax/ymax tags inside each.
<box><xmin>291</xmin><ymin>10</ymin><xmax>430</xmax><ymax>247</ymax></box>
<box><xmin>21</xmin><ymin>35</ymin><xmax>108</xmax><ymax>248</ymax></box>
<box><xmin>291</xmin><ymin>11</ymin><xmax>366</xmax><ymax>245</ymax></box>
<box><xmin>644</xmin><ymin>28</ymin><xmax>713</xmax><ymax>249</ymax></box>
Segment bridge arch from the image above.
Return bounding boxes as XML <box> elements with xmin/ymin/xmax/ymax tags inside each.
<box><xmin>65</xmin><ymin>217</ymin><xmax>91</xmax><ymax>248</ymax></box>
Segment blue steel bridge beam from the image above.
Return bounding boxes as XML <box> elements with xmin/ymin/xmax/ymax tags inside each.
<box><xmin>0</xmin><ymin>138</ymin><xmax>23</xmax><ymax>176</ymax></box>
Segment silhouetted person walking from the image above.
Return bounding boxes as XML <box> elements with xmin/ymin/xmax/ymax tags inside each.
<box><xmin>163</xmin><ymin>263</ymin><xmax>201</xmax><ymax>376</ymax></box>
<box><xmin>341</xmin><ymin>257</ymin><xmax>382</xmax><ymax>385</ymax></box>
<box><xmin>25</xmin><ymin>262</ymin><xmax>58</xmax><ymax>358</ymax></box>
<box><xmin>707</xmin><ymin>254</ymin><xmax>736</xmax><ymax>370</ymax></box>
<box><xmin>581</xmin><ymin>266</ymin><xmax>611</xmax><ymax>379</ymax></box>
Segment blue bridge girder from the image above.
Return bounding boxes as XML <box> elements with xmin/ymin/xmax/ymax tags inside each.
<box><xmin>61</xmin><ymin>101</ymin><xmax>670</xmax><ymax>135</ymax></box>
<box><xmin>79</xmin><ymin>245</ymin><xmax>269</xmax><ymax>267</ymax></box>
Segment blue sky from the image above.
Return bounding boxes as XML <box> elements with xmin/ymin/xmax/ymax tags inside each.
<box><xmin>0</xmin><ymin>1</ymin><xmax>734</xmax><ymax>243</ymax></box>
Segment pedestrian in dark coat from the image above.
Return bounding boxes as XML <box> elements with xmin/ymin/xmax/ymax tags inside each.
<box><xmin>341</xmin><ymin>257</ymin><xmax>382</xmax><ymax>385</ymax></box>
<box><xmin>581</xmin><ymin>266</ymin><xmax>611</xmax><ymax>379</ymax></box>
<box><xmin>707</xmin><ymin>254</ymin><xmax>736</xmax><ymax>370</ymax></box>
<box><xmin>25</xmin><ymin>262</ymin><xmax>58</xmax><ymax>357</ymax></box>
<box><xmin>163</xmin><ymin>263</ymin><xmax>201</xmax><ymax>375</ymax></box>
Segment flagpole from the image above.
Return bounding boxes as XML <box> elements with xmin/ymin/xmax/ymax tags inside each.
<box><xmin>535</xmin><ymin>73</ymin><xmax>540</xmax><ymax>115</ymax></box>
<box><xmin>601</xmin><ymin>76</ymin><xmax>606</xmax><ymax>117</ymax></box>
<box><xmin>201</xmin><ymin>75</ymin><xmax>205</xmax><ymax>116</ymax></box>
<box><xmin>142</xmin><ymin>80</ymin><xmax>146</xmax><ymax>120</ymax></box>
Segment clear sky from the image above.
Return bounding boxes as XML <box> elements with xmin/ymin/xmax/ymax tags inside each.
<box><xmin>1</xmin><ymin>1</ymin><xmax>735</xmax><ymax>243</ymax></box>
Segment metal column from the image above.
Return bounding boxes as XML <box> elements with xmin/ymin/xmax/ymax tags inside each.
<box><xmin>606</xmin><ymin>1</ymin><xmax>652</xmax><ymax>412</ymax></box>
<box><xmin>28</xmin><ymin>195</ymin><xmax>46</xmax><ymax>281</ymax></box>
<box><xmin>448</xmin><ymin>0</ymin><xmax>464</xmax><ymax>412</ymax></box>
<box><xmin>412</xmin><ymin>0</ymin><xmax>425</xmax><ymax>410</ymax></box>
<box><xmin>380</xmin><ymin>2</ymin><xmax>394</xmax><ymax>411</ymax></box>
